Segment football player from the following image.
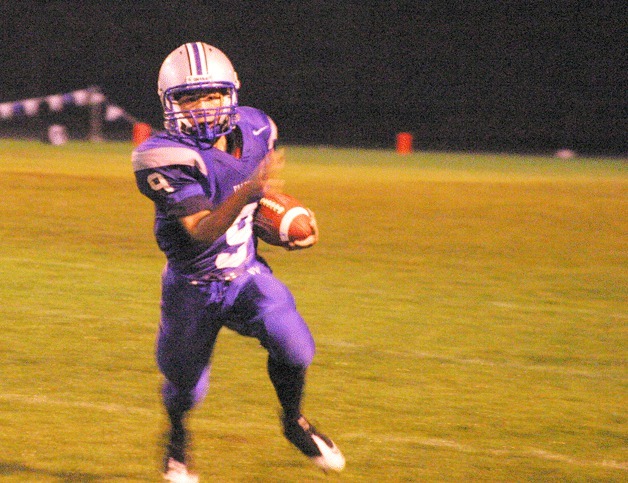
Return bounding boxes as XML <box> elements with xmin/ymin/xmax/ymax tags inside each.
<box><xmin>132</xmin><ymin>42</ymin><xmax>345</xmax><ymax>482</ymax></box>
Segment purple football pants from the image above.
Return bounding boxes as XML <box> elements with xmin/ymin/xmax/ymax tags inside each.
<box><xmin>157</xmin><ymin>261</ymin><xmax>315</xmax><ymax>414</ymax></box>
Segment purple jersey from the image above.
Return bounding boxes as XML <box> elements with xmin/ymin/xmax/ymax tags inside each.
<box><xmin>132</xmin><ymin>106</ymin><xmax>276</xmax><ymax>280</ymax></box>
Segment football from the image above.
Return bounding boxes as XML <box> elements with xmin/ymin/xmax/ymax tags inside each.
<box><xmin>254</xmin><ymin>192</ymin><xmax>315</xmax><ymax>248</ymax></box>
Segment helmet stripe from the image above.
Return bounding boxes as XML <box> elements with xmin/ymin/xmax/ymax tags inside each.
<box><xmin>185</xmin><ymin>42</ymin><xmax>206</xmax><ymax>76</ymax></box>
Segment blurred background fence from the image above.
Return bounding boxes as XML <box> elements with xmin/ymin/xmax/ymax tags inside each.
<box><xmin>0</xmin><ymin>1</ymin><xmax>625</xmax><ymax>156</ymax></box>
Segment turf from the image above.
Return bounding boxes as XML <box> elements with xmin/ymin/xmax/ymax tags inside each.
<box><xmin>0</xmin><ymin>140</ymin><xmax>625</xmax><ymax>482</ymax></box>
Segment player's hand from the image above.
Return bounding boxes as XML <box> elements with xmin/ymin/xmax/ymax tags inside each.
<box><xmin>248</xmin><ymin>149</ymin><xmax>285</xmax><ymax>199</ymax></box>
<box><xmin>286</xmin><ymin>208</ymin><xmax>319</xmax><ymax>250</ymax></box>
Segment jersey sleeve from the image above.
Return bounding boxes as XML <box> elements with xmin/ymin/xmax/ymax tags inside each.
<box><xmin>132</xmin><ymin>145</ymin><xmax>212</xmax><ymax>218</ymax></box>
<box><xmin>237</xmin><ymin>106</ymin><xmax>279</xmax><ymax>151</ymax></box>
<box><xmin>266</xmin><ymin>116</ymin><xmax>278</xmax><ymax>150</ymax></box>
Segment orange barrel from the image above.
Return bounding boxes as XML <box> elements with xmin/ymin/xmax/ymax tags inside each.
<box><xmin>133</xmin><ymin>122</ymin><xmax>152</xmax><ymax>145</ymax></box>
<box><xmin>396</xmin><ymin>132</ymin><xmax>413</xmax><ymax>154</ymax></box>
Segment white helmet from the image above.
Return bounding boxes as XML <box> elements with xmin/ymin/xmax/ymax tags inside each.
<box><xmin>158</xmin><ymin>42</ymin><xmax>241</xmax><ymax>142</ymax></box>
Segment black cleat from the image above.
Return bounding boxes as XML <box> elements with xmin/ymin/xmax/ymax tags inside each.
<box><xmin>282</xmin><ymin>415</ymin><xmax>345</xmax><ymax>472</ymax></box>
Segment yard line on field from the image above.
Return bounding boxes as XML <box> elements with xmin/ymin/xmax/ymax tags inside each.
<box><xmin>0</xmin><ymin>393</ymin><xmax>154</xmax><ymax>416</ymax></box>
<box><xmin>410</xmin><ymin>348</ymin><xmax>615</xmax><ymax>379</ymax></box>
<box><xmin>0</xmin><ymin>256</ymin><xmax>162</xmax><ymax>275</ymax></box>
<box><xmin>0</xmin><ymin>257</ymin><xmax>94</xmax><ymax>270</ymax></box>
<box><xmin>399</xmin><ymin>350</ymin><xmax>626</xmax><ymax>380</ymax></box>
<box><xmin>321</xmin><ymin>339</ymin><xmax>623</xmax><ymax>380</ymax></box>
<box><xmin>344</xmin><ymin>433</ymin><xmax>627</xmax><ymax>470</ymax></box>
<box><xmin>490</xmin><ymin>301</ymin><xmax>627</xmax><ymax>319</ymax></box>
<box><xmin>397</xmin><ymin>350</ymin><xmax>615</xmax><ymax>378</ymax></box>
<box><xmin>0</xmin><ymin>393</ymin><xmax>280</xmax><ymax>434</ymax></box>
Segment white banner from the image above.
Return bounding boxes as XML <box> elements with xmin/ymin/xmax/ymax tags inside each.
<box><xmin>0</xmin><ymin>87</ymin><xmax>139</xmax><ymax>125</ymax></box>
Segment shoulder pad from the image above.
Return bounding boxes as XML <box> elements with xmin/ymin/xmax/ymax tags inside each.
<box><xmin>132</xmin><ymin>146</ymin><xmax>206</xmax><ymax>176</ymax></box>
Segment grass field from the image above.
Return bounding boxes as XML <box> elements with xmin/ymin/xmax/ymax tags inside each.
<box><xmin>0</xmin><ymin>139</ymin><xmax>625</xmax><ymax>482</ymax></box>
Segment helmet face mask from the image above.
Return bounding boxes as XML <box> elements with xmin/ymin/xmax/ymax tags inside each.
<box><xmin>163</xmin><ymin>81</ymin><xmax>238</xmax><ymax>141</ymax></box>
<box><xmin>158</xmin><ymin>42</ymin><xmax>240</xmax><ymax>143</ymax></box>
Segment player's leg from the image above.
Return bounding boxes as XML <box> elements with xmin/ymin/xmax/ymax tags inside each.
<box><xmin>224</xmin><ymin>266</ymin><xmax>314</xmax><ymax>412</ymax></box>
<box><xmin>225</xmin><ymin>266</ymin><xmax>345</xmax><ymax>472</ymax></box>
<box><xmin>161</xmin><ymin>366</ymin><xmax>210</xmax><ymax>462</ymax></box>
<box><xmin>158</xmin><ymin>268</ymin><xmax>222</xmax><ymax>480</ymax></box>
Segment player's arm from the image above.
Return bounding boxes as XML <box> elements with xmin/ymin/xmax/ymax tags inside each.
<box><xmin>180</xmin><ymin>184</ymin><xmax>257</xmax><ymax>243</ymax></box>
<box><xmin>181</xmin><ymin>149</ymin><xmax>284</xmax><ymax>244</ymax></box>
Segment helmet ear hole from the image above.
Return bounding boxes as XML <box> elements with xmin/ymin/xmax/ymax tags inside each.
<box><xmin>158</xmin><ymin>42</ymin><xmax>240</xmax><ymax>142</ymax></box>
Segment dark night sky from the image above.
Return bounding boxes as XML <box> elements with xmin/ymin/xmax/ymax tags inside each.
<box><xmin>1</xmin><ymin>1</ymin><xmax>626</xmax><ymax>155</ymax></box>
